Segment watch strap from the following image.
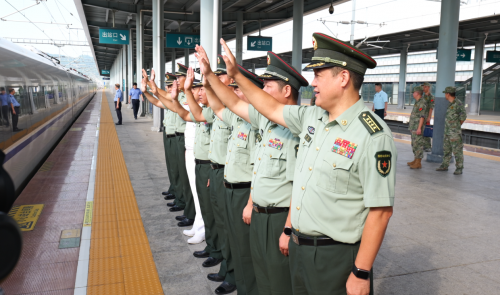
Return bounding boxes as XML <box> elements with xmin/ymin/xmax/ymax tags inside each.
<box><xmin>352</xmin><ymin>264</ymin><xmax>370</xmax><ymax>280</ymax></box>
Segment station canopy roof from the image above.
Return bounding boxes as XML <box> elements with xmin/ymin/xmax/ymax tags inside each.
<box><xmin>241</xmin><ymin>14</ymin><xmax>500</xmax><ymax>69</ymax></box>
<box><xmin>74</xmin><ymin>0</ymin><xmax>349</xmax><ymax>74</ymax></box>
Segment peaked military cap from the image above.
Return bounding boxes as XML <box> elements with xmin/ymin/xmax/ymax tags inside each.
<box><xmin>443</xmin><ymin>86</ymin><xmax>456</xmax><ymax>93</ymax></box>
<box><xmin>176</xmin><ymin>63</ymin><xmax>188</xmax><ymax>76</ymax></box>
<box><xmin>165</xmin><ymin>73</ymin><xmax>177</xmax><ymax>86</ymax></box>
<box><xmin>413</xmin><ymin>86</ymin><xmax>423</xmax><ymax>92</ymax></box>
<box><xmin>422</xmin><ymin>82</ymin><xmax>431</xmax><ymax>87</ymax></box>
<box><xmin>229</xmin><ymin>65</ymin><xmax>264</xmax><ymax>88</ymax></box>
<box><xmin>192</xmin><ymin>79</ymin><xmax>203</xmax><ymax>88</ymax></box>
<box><xmin>258</xmin><ymin>51</ymin><xmax>309</xmax><ymax>90</ymax></box>
<box><xmin>304</xmin><ymin>32</ymin><xmax>377</xmax><ymax>75</ymax></box>
<box><xmin>213</xmin><ymin>55</ymin><xmax>227</xmax><ymax>75</ymax></box>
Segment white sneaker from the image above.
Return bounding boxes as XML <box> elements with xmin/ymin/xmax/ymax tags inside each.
<box><xmin>188</xmin><ymin>230</ymin><xmax>205</xmax><ymax>244</ymax></box>
<box><xmin>183</xmin><ymin>228</ymin><xmax>196</xmax><ymax>237</ymax></box>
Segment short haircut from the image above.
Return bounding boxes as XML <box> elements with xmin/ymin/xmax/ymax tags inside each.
<box><xmin>9</xmin><ymin>88</ymin><xmax>14</xmax><ymax>93</ymax></box>
<box><xmin>115</xmin><ymin>84</ymin><xmax>120</xmax><ymax>88</ymax></box>
<box><xmin>275</xmin><ymin>79</ymin><xmax>299</xmax><ymax>101</ymax></box>
<box><xmin>0</xmin><ymin>87</ymin><xmax>4</xmax><ymax>91</ymax></box>
<box><xmin>133</xmin><ymin>82</ymin><xmax>137</xmax><ymax>86</ymax></box>
<box><xmin>330</xmin><ymin>67</ymin><xmax>364</xmax><ymax>91</ymax></box>
<box><xmin>375</xmin><ymin>83</ymin><xmax>382</xmax><ymax>87</ymax></box>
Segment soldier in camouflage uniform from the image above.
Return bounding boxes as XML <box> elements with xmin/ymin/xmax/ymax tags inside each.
<box><xmin>408</xmin><ymin>86</ymin><xmax>428</xmax><ymax>169</ymax></box>
<box><xmin>422</xmin><ymin>82</ymin><xmax>435</xmax><ymax>152</ymax></box>
<box><xmin>436</xmin><ymin>87</ymin><xmax>467</xmax><ymax>175</ymax></box>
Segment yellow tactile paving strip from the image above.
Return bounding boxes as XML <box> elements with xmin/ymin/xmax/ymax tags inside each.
<box><xmin>87</xmin><ymin>91</ymin><xmax>163</xmax><ymax>295</ymax></box>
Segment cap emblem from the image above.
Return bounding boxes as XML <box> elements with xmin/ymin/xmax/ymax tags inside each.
<box><xmin>267</xmin><ymin>55</ymin><xmax>271</xmax><ymax>65</ymax></box>
<box><xmin>312</xmin><ymin>37</ymin><xmax>317</xmax><ymax>50</ymax></box>
<box><xmin>217</xmin><ymin>57</ymin><xmax>220</xmax><ymax>64</ymax></box>
<box><xmin>177</xmin><ymin>64</ymin><xmax>180</xmax><ymax>70</ymax></box>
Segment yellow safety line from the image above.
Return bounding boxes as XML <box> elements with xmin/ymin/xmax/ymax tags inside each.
<box><xmin>87</xmin><ymin>91</ymin><xmax>163</xmax><ymax>295</ymax></box>
<box><xmin>393</xmin><ymin>133</ymin><xmax>500</xmax><ymax>162</ymax></box>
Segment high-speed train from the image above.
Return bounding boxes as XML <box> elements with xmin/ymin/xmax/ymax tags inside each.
<box><xmin>0</xmin><ymin>38</ymin><xmax>96</xmax><ymax>192</ymax></box>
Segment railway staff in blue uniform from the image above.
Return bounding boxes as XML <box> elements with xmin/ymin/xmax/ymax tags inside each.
<box><xmin>115</xmin><ymin>83</ymin><xmax>123</xmax><ymax>125</ymax></box>
<box><xmin>372</xmin><ymin>83</ymin><xmax>388</xmax><ymax>120</ymax></box>
<box><xmin>9</xmin><ymin>89</ymin><xmax>22</xmax><ymax>132</ymax></box>
<box><xmin>129</xmin><ymin>83</ymin><xmax>143</xmax><ymax>120</ymax></box>
<box><xmin>0</xmin><ymin>87</ymin><xmax>9</xmax><ymax>127</ymax></box>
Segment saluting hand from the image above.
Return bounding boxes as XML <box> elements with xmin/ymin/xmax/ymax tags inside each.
<box><xmin>185</xmin><ymin>67</ymin><xmax>195</xmax><ymax>90</ymax></box>
<box><xmin>346</xmin><ymin>273</ymin><xmax>370</xmax><ymax>295</ymax></box>
<box><xmin>141</xmin><ymin>69</ymin><xmax>149</xmax><ymax>82</ymax></box>
<box><xmin>140</xmin><ymin>77</ymin><xmax>147</xmax><ymax>93</ymax></box>
<box><xmin>194</xmin><ymin>45</ymin><xmax>213</xmax><ymax>77</ymax></box>
<box><xmin>149</xmin><ymin>69</ymin><xmax>158</xmax><ymax>95</ymax></box>
<box><xmin>279</xmin><ymin>233</ymin><xmax>290</xmax><ymax>256</ymax></box>
<box><xmin>220</xmin><ymin>38</ymin><xmax>239</xmax><ymax>79</ymax></box>
<box><xmin>170</xmin><ymin>81</ymin><xmax>180</xmax><ymax>102</ymax></box>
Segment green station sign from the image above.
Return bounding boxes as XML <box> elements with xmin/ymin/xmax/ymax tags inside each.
<box><xmin>486</xmin><ymin>51</ymin><xmax>500</xmax><ymax>63</ymax></box>
<box><xmin>435</xmin><ymin>48</ymin><xmax>471</xmax><ymax>61</ymax></box>
<box><xmin>166</xmin><ymin>33</ymin><xmax>200</xmax><ymax>49</ymax></box>
<box><xmin>101</xmin><ymin>70</ymin><xmax>110</xmax><ymax>75</ymax></box>
<box><xmin>99</xmin><ymin>28</ymin><xmax>130</xmax><ymax>45</ymax></box>
<box><xmin>247</xmin><ymin>36</ymin><xmax>272</xmax><ymax>51</ymax></box>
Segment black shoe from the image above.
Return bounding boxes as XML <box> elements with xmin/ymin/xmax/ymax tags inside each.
<box><xmin>207</xmin><ymin>273</ymin><xmax>225</xmax><ymax>282</ymax></box>
<box><xmin>115</xmin><ymin>123</ymin><xmax>122</xmax><ymax>125</ymax></box>
<box><xmin>202</xmin><ymin>257</ymin><xmax>222</xmax><ymax>268</ymax></box>
<box><xmin>13</xmin><ymin>128</ymin><xmax>23</xmax><ymax>132</ymax></box>
<box><xmin>169</xmin><ymin>205</ymin><xmax>184</xmax><ymax>212</ymax></box>
<box><xmin>177</xmin><ymin>218</ymin><xmax>194</xmax><ymax>227</ymax></box>
<box><xmin>134</xmin><ymin>117</ymin><xmax>137</xmax><ymax>120</ymax></box>
<box><xmin>164</xmin><ymin>194</ymin><xmax>175</xmax><ymax>200</ymax></box>
<box><xmin>175</xmin><ymin>215</ymin><xmax>186</xmax><ymax>221</ymax></box>
<box><xmin>166</xmin><ymin>202</ymin><xmax>175</xmax><ymax>207</ymax></box>
<box><xmin>162</xmin><ymin>191</ymin><xmax>171</xmax><ymax>196</ymax></box>
<box><xmin>193</xmin><ymin>250</ymin><xmax>210</xmax><ymax>258</ymax></box>
<box><xmin>215</xmin><ymin>281</ymin><xmax>236</xmax><ymax>294</ymax></box>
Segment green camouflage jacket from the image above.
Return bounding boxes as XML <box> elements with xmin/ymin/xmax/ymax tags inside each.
<box><xmin>409</xmin><ymin>97</ymin><xmax>428</xmax><ymax>131</ymax></box>
<box><xmin>444</xmin><ymin>99</ymin><xmax>467</xmax><ymax>136</ymax></box>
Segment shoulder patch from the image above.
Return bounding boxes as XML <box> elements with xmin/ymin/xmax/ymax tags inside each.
<box><xmin>359</xmin><ymin>111</ymin><xmax>383</xmax><ymax>135</ymax></box>
<box><xmin>375</xmin><ymin>151</ymin><xmax>392</xmax><ymax>177</ymax></box>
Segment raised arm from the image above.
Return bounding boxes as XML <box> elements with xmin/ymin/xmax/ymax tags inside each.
<box><xmin>140</xmin><ymin>75</ymin><xmax>165</xmax><ymax>109</ymax></box>
<box><xmin>220</xmin><ymin>39</ymin><xmax>287</xmax><ymax>127</ymax></box>
<box><xmin>183</xmin><ymin>67</ymin><xmax>205</xmax><ymax>122</ymax></box>
<box><xmin>169</xmin><ymin>77</ymin><xmax>194</xmax><ymax>122</ymax></box>
<box><xmin>195</xmin><ymin>45</ymin><xmax>250</xmax><ymax>123</ymax></box>
<box><xmin>203</xmin><ymin>82</ymin><xmax>225</xmax><ymax>120</ymax></box>
<box><xmin>146</xmin><ymin>69</ymin><xmax>178</xmax><ymax>112</ymax></box>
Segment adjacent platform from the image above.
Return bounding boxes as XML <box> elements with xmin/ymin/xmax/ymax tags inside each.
<box><xmin>2</xmin><ymin>91</ymin><xmax>500</xmax><ymax>294</ymax></box>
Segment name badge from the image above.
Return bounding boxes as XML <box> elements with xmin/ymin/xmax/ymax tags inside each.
<box><xmin>331</xmin><ymin>137</ymin><xmax>357</xmax><ymax>159</ymax></box>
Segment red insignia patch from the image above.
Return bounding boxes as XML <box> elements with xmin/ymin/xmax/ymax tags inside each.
<box><xmin>419</xmin><ymin>108</ymin><xmax>423</xmax><ymax>111</ymax></box>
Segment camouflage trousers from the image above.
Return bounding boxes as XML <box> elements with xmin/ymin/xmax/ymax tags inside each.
<box><xmin>411</xmin><ymin>131</ymin><xmax>425</xmax><ymax>159</ymax></box>
<box><xmin>423</xmin><ymin>136</ymin><xmax>432</xmax><ymax>149</ymax></box>
<box><xmin>442</xmin><ymin>134</ymin><xmax>464</xmax><ymax>169</ymax></box>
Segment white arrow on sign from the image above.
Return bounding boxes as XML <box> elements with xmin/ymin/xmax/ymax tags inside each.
<box><xmin>250</xmin><ymin>41</ymin><xmax>256</xmax><ymax>47</ymax></box>
<box><xmin>177</xmin><ymin>37</ymin><xmax>183</xmax><ymax>45</ymax></box>
<box><xmin>185</xmin><ymin>37</ymin><xmax>192</xmax><ymax>45</ymax></box>
<box><xmin>120</xmin><ymin>34</ymin><xmax>127</xmax><ymax>41</ymax></box>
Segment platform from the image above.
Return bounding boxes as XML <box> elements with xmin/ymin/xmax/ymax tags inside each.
<box><xmin>2</xmin><ymin>90</ymin><xmax>500</xmax><ymax>295</ymax></box>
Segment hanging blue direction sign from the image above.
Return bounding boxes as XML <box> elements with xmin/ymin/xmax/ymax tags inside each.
<box><xmin>486</xmin><ymin>51</ymin><xmax>500</xmax><ymax>63</ymax></box>
<box><xmin>166</xmin><ymin>33</ymin><xmax>200</xmax><ymax>49</ymax></box>
<box><xmin>247</xmin><ymin>36</ymin><xmax>272</xmax><ymax>51</ymax></box>
<box><xmin>99</xmin><ymin>28</ymin><xmax>130</xmax><ymax>45</ymax></box>
<box><xmin>101</xmin><ymin>70</ymin><xmax>110</xmax><ymax>75</ymax></box>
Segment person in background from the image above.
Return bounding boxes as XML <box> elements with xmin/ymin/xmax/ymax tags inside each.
<box><xmin>115</xmin><ymin>84</ymin><xmax>123</xmax><ymax>125</ymax></box>
<box><xmin>407</xmin><ymin>86</ymin><xmax>428</xmax><ymax>169</ymax></box>
<box><xmin>436</xmin><ymin>87</ymin><xmax>467</xmax><ymax>175</ymax></box>
<box><xmin>371</xmin><ymin>83</ymin><xmax>388</xmax><ymax>120</ymax></box>
<box><xmin>9</xmin><ymin>89</ymin><xmax>22</xmax><ymax>132</ymax></box>
<box><xmin>0</xmin><ymin>87</ymin><xmax>9</xmax><ymax>127</ymax></box>
<box><xmin>422</xmin><ymin>82</ymin><xmax>435</xmax><ymax>152</ymax></box>
<box><xmin>129</xmin><ymin>82</ymin><xmax>143</xmax><ymax>120</ymax></box>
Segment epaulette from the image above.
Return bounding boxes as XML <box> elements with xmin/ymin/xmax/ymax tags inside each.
<box><xmin>359</xmin><ymin>111</ymin><xmax>383</xmax><ymax>135</ymax></box>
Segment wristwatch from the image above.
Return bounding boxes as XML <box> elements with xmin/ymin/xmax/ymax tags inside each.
<box><xmin>352</xmin><ymin>264</ymin><xmax>370</xmax><ymax>280</ymax></box>
<box><xmin>283</xmin><ymin>226</ymin><xmax>292</xmax><ymax>236</ymax></box>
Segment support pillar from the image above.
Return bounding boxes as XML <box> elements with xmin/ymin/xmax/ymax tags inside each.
<box><xmin>185</xmin><ymin>48</ymin><xmax>189</xmax><ymax>66</ymax></box>
<box><xmin>128</xmin><ymin>28</ymin><xmax>133</xmax><ymax>104</ymax></box>
<box><xmin>152</xmin><ymin>0</ymin><xmax>165</xmax><ymax>132</ymax></box>
<box><xmin>470</xmin><ymin>34</ymin><xmax>486</xmax><ymax>115</ymax></box>
<box><xmin>201</xmin><ymin>0</ymin><xmax>217</xmax><ymax>72</ymax></box>
<box><xmin>172</xmin><ymin>49</ymin><xmax>176</xmax><ymax>73</ymax></box>
<box><xmin>123</xmin><ymin>45</ymin><xmax>128</xmax><ymax>103</ymax></box>
<box><xmin>398</xmin><ymin>47</ymin><xmax>408</xmax><ymax>109</ymax></box>
<box><xmin>427</xmin><ymin>0</ymin><xmax>460</xmax><ymax>163</ymax></box>
<box><xmin>252</xmin><ymin>63</ymin><xmax>255</xmax><ymax>73</ymax></box>
<box><xmin>236</xmin><ymin>11</ymin><xmax>243</xmax><ymax>64</ymax></box>
<box><xmin>137</xmin><ymin>10</ymin><xmax>145</xmax><ymax>117</ymax></box>
<box><xmin>292</xmin><ymin>0</ymin><xmax>304</xmax><ymax>103</ymax></box>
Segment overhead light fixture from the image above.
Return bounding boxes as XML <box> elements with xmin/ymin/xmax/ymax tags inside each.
<box><xmin>405</xmin><ymin>34</ymin><xmax>411</xmax><ymax>37</ymax></box>
<box><xmin>329</xmin><ymin>1</ymin><xmax>334</xmax><ymax>14</ymax></box>
<box><xmin>491</xmin><ymin>20</ymin><xmax>498</xmax><ymax>23</ymax></box>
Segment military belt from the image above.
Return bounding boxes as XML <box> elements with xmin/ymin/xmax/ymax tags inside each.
<box><xmin>166</xmin><ymin>134</ymin><xmax>176</xmax><ymax>138</ymax></box>
<box><xmin>223</xmin><ymin>181</ymin><xmax>251</xmax><ymax>189</ymax></box>
<box><xmin>175</xmin><ymin>132</ymin><xmax>184</xmax><ymax>136</ymax></box>
<box><xmin>291</xmin><ymin>231</ymin><xmax>358</xmax><ymax>247</ymax></box>
<box><xmin>195</xmin><ymin>159</ymin><xmax>211</xmax><ymax>165</ymax></box>
<box><xmin>210</xmin><ymin>163</ymin><xmax>225</xmax><ymax>170</ymax></box>
<box><xmin>252</xmin><ymin>204</ymin><xmax>289</xmax><ymax>214</ymax></box>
